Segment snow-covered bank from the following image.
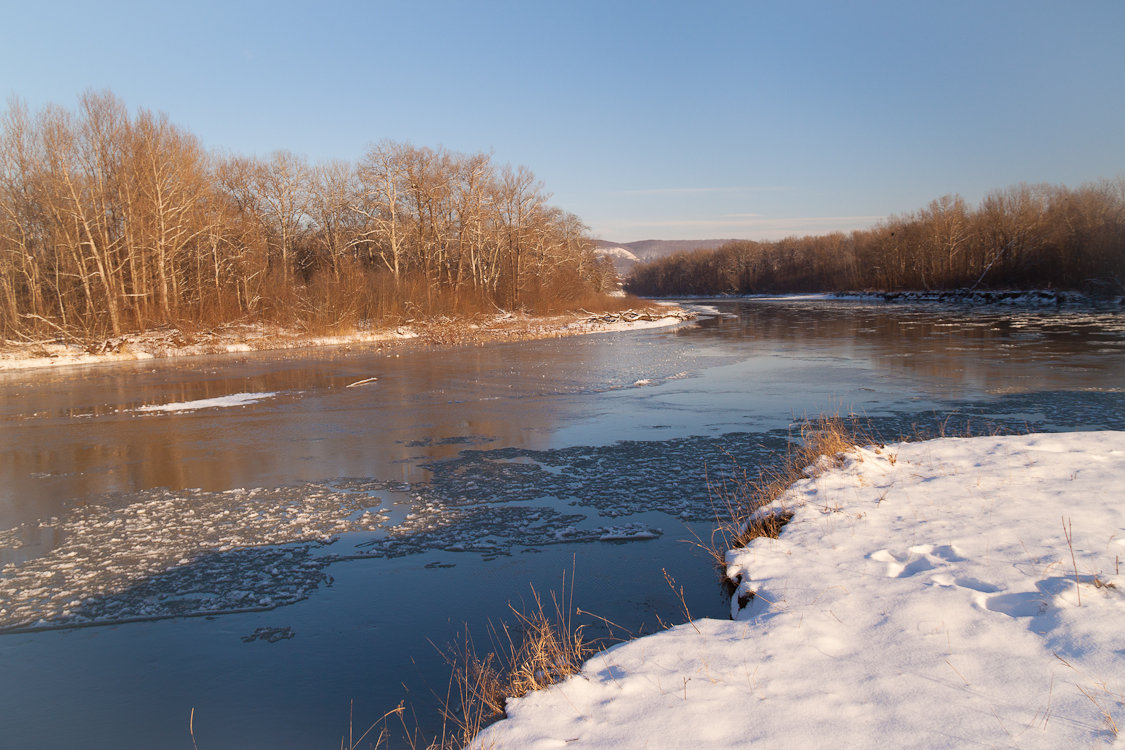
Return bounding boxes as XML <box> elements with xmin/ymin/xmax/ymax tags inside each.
<box><xmin>0</xmin><ymin>321</ymin><xmax>418</xmax><ymax>372</ymax></box>
<box><xmin>473</xmin><ymin>432</ymin><xmax>1125</xmax><ymax>749</ymax></box>
<box><xmin>0</xmin><ymin>308</ymin><xmax>695</xmax><ymax>372</ymax></box>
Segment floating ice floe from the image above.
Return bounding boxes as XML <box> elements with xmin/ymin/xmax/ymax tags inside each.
<box><xmin>132</xmin><ymin>391</ymin><xmax>279</xmax><ymax>413</ymax></box>
<box><xmin>0</xmin><ymin>482</ymin><xmax>392</xmax><ymax>632</ymax></box>
<box><xmin>551</xmin><ymin>524</ymin><xmax>662</xmax><ymax>543</ymax></box>
<box><xmin>597</xmin><ymin>524</ymin><xmax>662</xmax><ymax>542</ymax></box>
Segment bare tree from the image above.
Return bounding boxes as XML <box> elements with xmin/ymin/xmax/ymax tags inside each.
<box><xmin>355</xmin><ymin>140</ymin><xmax>411</xmax><ymax>282</ymax></box>
<box><xmin>497</xmin><ymin>164</ymin><xmax>545</xmax><ymax>308</ymax></box>
<box><xmin>252</xmin><ymin>150</ymin><xmax>310</xmax><ymax>287</ymax></box>
<box><xmin>309</xmin><ymin>159</ymin><xmax>358</xmax><ymax>280</ymax></box>
<box><xmin>122</xmin><ymin>109</ymin><xmax>209</xmax><ymax>320</ymax></box>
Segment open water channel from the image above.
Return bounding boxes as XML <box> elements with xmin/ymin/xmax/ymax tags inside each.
<box><xmin>1</xmin><ymin>296</ymin><xmax>1123</xmax><ymax>748</ymax></box>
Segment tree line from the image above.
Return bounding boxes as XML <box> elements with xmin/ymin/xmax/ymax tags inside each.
<box><xmin>625</xmin><ymin>181</ymin><xmax>1125</xmax><ymax>297</ymax></box>
<box><xmin>0</xmin><ymin>91</ymin><xmax>617</xmax><ymax>341</ymax></box>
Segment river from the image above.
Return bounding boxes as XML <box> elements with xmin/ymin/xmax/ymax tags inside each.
<box><xmin>1</xmin><ymin>296</ymin><xmax>1123</xmax><ymax>748</ymax></box>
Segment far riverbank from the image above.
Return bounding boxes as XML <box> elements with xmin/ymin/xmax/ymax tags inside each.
<box><xmin>0</xmin><ymin>305</ymin><xmax>695</xmax><ymax>373</ymax></box>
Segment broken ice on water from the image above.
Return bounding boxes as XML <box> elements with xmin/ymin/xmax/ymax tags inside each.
<box><xmin>0</xmin><ymin>481</ymin><xmax>392</xmax><ymax>632</ymax></box>
<box><xmin>0</xmin><ymin>453</ymin><xmax>671</xmax><ymax>631</ymax></box>
<box><xmin>5</xmin><ymin>390</ymin><xmax>1110</xmax><ymax>633</ymax></box>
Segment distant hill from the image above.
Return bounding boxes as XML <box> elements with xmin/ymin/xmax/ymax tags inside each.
<box><xmin>595</xmin><ymin>239</ymin><xmax>738</xmax><ymax>275</ymax></box>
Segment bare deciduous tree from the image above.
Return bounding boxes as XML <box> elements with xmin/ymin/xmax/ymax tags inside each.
<box><xmin>0</xmin><ymin>94</ymin><xmax>613</xmax><ymax>340</ymax></box>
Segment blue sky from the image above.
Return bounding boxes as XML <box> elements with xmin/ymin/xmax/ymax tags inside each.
<box><xmin>3</xmin><ymin>0</ymin><xmax>1123</xmax><ymax>242</ymax></box>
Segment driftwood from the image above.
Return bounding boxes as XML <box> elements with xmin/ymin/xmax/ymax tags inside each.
<box><xmin>345</xmin><ymin>376</ymin><xmax>379</xmax><ymax>388</ymax></box>
<box><xmin>579</xmin><ymin>308</ymin><xmax>695</xmax><ymax>324</ymax></box>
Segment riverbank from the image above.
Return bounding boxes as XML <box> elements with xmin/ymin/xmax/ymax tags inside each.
<box><xmin>659</xmin><ymin>289</ymin><xmax>1123</xmax><ymax>307</ymax></box>
<box><xmin>0</xmin><ymin>306</ymin><xmax>695</xmax><ymax>372</ymax></box>
<box><xmin>828</xmin><ymin>289</ymin><xmax>1123</xmax><ymax>306</ymax></box>
<box><xmin>470</xmin><ymin>431</ymin><xmax>1125</xmax><ymax>749</ymax></box>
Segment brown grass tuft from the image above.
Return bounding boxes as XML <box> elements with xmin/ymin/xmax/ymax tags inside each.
<box><xmin>433</xmin><ymin>577</ymin><xmax>593</xmax><ymax>749</ymax></box>
<box><xmin>701</xmin><ymin>415</ymin><xmax>869</xmax><ymax>575</ymax></box>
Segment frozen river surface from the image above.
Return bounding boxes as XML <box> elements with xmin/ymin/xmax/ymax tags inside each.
<box><xmin>1</xmin><ymin>297</ymin><xmax>1124</xmax><ymax>748</ymax></box>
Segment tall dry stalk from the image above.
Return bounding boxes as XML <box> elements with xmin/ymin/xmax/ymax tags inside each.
<box><xmin>1062</xmin><ymin>516</ymin><xmax>1082</xmax><ymax>606</ymax></box>
<box><xmin>434</xmin><ymin>572</ymin><xmax>594</xmax><ymax>749</ymax></box>
<box><xmin>340</xmin><ymin>701</ymin><xmax>405</xmax><ymax>750</ymax></box>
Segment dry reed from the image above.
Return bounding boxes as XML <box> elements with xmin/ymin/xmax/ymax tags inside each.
<box><xmin>393</xmin><ymin>416</ymin><xmax>870</xmax><ymax>748</ymax></box>
<box><xmin>702</xmin><ymin>415</ymin><xmax>869</xmax><ymax>576</ymax></box>
<box><xmin>430</xmin><ymin>573</ymin><xmax>593</xmax><ymax>749</ymax></box>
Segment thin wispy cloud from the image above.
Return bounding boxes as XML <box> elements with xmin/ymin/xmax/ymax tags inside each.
<box><xmin>608</xmin><ymin>215</ymin><xmax>883</xmax><ymax>229</ymax></box>
<box><xmin>595</xmin><ymin>214</ymin><xmax>885</xmax><ymax>241</ymax></box>
<box><xmin>612</xmin><ymin>186</ymin><xmax>793</xmax><ymax>196</ymax></box>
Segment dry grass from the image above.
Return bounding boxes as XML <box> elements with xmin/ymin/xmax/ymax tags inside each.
<box><xmin>338</xmin><ymin>702</ymin><xmax>406</xmax><ymax>750</ymax></box>
<box><xmin>0</xmin><ymin>295</ymin><xmax>684</xmax><ymax>371</ymax></box>
<box><xmin>377</xmin><ymin>416</ymin><xmax>868</xmax><ymax>748</ymax></box>
<box><xmin>534</xmin><ymin>291</ymin><xmax>659</xmax><ymax>316</ymax></box>
<box><xmin>425</xmin><ymin>416</ymin><xmax>867</xmax><ymax>749</ymax></box>
<box><xmin>428</xmin><ymin>576</ymin><xmax>593</xmax><ymax>749</ymax></box>
<box><xmin>702</xmin><ymin>415</ymin><xmax>869</xmax><ymax>576</ymax></box>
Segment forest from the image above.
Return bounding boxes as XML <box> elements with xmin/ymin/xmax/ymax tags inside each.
<box><xmin>0</xmin><ymin>92</ymin><xmax>617</xmax><ymax>341</ymax></box>
<box><xmin>625</xmin><ymin>181</ymin><xmax>1125</xmax><ymax>298</ymax></box>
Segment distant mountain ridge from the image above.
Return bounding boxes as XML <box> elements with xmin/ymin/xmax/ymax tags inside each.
<box><xmin>595</xmin><ymin>238</ymin><xmax>738</xmax><ymax>275</ymax></box>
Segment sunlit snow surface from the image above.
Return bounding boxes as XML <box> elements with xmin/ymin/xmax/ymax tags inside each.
<box><xmin>473</xmin><ymin>432</ymin><xmax>1125</xmax><ymax>749</ymax></box>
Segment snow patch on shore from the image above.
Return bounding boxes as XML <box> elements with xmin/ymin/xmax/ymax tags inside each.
<box><xmin>830</xmin><ymin>288</ymin><xmax>1117</xmax><ymax>307</ymax></box>
<box><xmin>473</xmin><ymin>432</ymin><xmax>1125</xmax><ymax>749</ymax></box>
<box><xmin>0</xmin><ymin>308</ymin><xmax>692</xmax><ymax>372</ymax></box>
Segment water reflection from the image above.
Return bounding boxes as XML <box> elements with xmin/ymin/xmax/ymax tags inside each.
<box><xmin>3</xmin><ymin>299</ymin><xmax>1123</xmax><ymax>548</ymax></box>
<box><xmin>683</xmin><ymin>299</ymin><xmax>1125</xmax><ymax>396</ymax></box>
<box><xmin>0</xmin><ymin>344</ymin><xmax>611</xmax><ymax>527</ymax></box>
<box><xmin>4</xmin><ymin>299</ymin><xmax>1124</xmax><ymax>538</ymax></box>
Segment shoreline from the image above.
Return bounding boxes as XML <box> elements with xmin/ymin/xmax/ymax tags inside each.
<box><xmin>0</xmin><ymin>306</ymin><xmax>696</xmax><ymax>373</ymax></box>
<box><xmin>472</xmin><ymin>431</ymin><xmax>1125</xmax><ymax>749</ymax></box>
<box><xmin>649</xmin><ymin>288</ymin><xmax>1124</xmax><ymax>307</ymax></box>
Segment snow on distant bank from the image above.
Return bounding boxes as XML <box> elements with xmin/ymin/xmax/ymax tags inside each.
<box><xmin>0</xmin><ymin>324</ymin><xmax>421</xmax><ymax>372</ymax></box>
<box><xmin>741</xmin><ymin>293</ymin><xmax>834</xmax><ymax>301</ymax></box>
<box><xmin>830</xmin><ymin>289</ymin><xmax>1114</xmax><ymax>306</ymax></box>
<box><xmin>473</xmin><ymin>432</ymin><xmax>1125</xmax><ymax>749</ymax></box>
<box><xmin>0</xmin><ymin>309</ymin><xmax>691</xmax><ymax>372</ymax></box>
<box><xmin>133</xmin><ymin>391</ymin><xmax>278</xmax><ymax>413</ymax></box>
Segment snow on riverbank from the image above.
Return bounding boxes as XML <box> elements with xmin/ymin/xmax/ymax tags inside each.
<box><xmin>829</xmin><ymin>289</ymin><xmax>1118</xmax><ymax>306</ymax></box>
<box><xmin>0</xmin><ymin>308</ymin><xmax>694</xmax><ymax>372</ymax></box>
<box><xmin>473</xmin><ymin>432</ymin><xmax>1125</xmax><ymax>749</ymax></box>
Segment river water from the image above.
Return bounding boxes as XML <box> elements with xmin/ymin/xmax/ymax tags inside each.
<box><xmin>1</xmin><ymin>297</ymin><xmax>1123</xmax><ymax>749</ymax></box>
